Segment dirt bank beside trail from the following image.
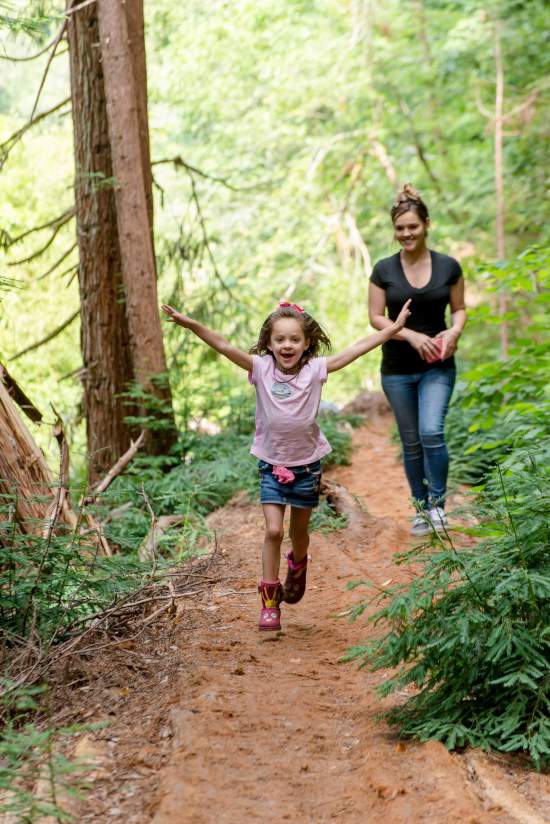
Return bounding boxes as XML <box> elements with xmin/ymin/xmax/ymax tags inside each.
<box><xmin>62</xmin><ymin>413</ymin><xmax>550</xmax><ymax>824</ymax></box>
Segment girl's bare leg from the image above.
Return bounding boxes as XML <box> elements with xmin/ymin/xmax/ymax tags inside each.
<box><xmin>261</xmin><ymin>504</ymin><xmax>285</xmax><ymax>581</ymax></box>
<box><xmin>289</xmin><ymin>507</ymin><xmax>312</xmax><ymax>563</ymax></box>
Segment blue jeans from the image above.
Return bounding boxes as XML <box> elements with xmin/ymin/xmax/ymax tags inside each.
<box><xmin>381</xmin><ymin>369</ymin><xmax>456</xmax><ymax>510</ymax></box>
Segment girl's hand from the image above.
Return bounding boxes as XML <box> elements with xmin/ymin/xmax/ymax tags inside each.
<box><xmin>403</xmin><ymin>330</ymin><xmax>441</xmax><ymax>361</ymax></box>
<box><xmin>436</xmin><ymin>327</ymin><xmax>461</xmax><ymax>361</ymax></box>
<box><xmin>390</xmin><ymin>300</ymin><xmax>412</xmax><ymax>334</ymax></box>
<box><xmin>161</xmin><ymin>304</ymin><xmax>191</xmax><ymax>327</ymax></box>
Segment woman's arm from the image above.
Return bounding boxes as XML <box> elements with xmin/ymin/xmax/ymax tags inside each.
<box><xmin>368</xmin><ymin>282</ymin><xmax>441</xmax><ymax>361</ymax></box>
<box><xmin>327</xmin><ymin>301</ymin><xmax>411</xmax><ymax>374</ymax></box>
<box><xmin>436</xmin><ymin>276</ymin><xmax>467</xmax><ymax>361</ymax></box>
<box><xmin>161</xmin><ymin>305</ymin><xmax>253</xmax><ymax>372</ymax></box>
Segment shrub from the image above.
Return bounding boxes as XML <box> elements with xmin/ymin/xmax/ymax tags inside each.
<box><xmin>343</xmin><ymin>454</ymin><xmax>550</xmax><ymax>768</ymax></box>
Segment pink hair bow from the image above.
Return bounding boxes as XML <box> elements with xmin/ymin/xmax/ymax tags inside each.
<box><xmin>279</xmin><ymin>302</ymin><xmax>305</xmax><ymax>313</ymax></box>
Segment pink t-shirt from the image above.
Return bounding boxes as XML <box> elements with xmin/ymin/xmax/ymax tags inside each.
<box><xmin>248</xmin><ymin>355</ymin><xmax>332</xmax><ymax>467</ymax></box>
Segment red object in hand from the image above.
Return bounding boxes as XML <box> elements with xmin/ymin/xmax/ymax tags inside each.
<box><xmin>425</xmin><ymin>337</ymin><xmax>443</xmax><ymax>363</ymax></box>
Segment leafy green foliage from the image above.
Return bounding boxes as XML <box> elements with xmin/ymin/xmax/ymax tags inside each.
<box><xmin>344</xmin><ymin>455</ymin><xmax>550</xmax><ymax>768</ymax></box>
<box><xmin>0</xmin><ymin>1</ymin><xmax>49</xmax><ymax>37</ymax></box>
<box><xmin>0</xmin><ymin>489</ymin><xmax>178</xmax><ymax>640</ymax></box>
<box><xmin>308</xmin><ymin>498</ymin><xmax>349</xmax><ymax>536</ymax></box>
<box><xmin>445</xmin><ymin>248</ymin><xmax>550</xmax><ymax>481</ymax></box>
<box><xmin>0</xmin><ymin>679</ymin><xmax>86</xmax><ymax>822</ymax></box>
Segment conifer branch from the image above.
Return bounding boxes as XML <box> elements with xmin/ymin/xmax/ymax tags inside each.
<box><xmin>35</xmin><ymin>243</ymin><xmax>78</xmax><ymax>281</ymax></box>
<box><xmin>0</xmin><ymin>0</ymin><xmax>75</xmax><ymax>172</ymax></box>
<box><xmin>9</xmin><ymin>308</ymin><xmax>80</xmax><ymax>361</ymax></box>
<box><xmin>4</xmin><ymin>206</ymin><xmax>76</xmax><ymax>249</ymax></box>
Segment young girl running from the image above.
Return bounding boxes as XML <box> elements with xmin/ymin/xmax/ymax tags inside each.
<box><xmin>161</xmin><ymin>300</ymin><xmax>411</xmax><ymax>631</ymax></box>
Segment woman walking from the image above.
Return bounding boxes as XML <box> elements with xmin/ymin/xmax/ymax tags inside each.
<box><xmin>369</xmin><ymin>184</ymin><xmax>467</xmax><ymax>535</ymax></box>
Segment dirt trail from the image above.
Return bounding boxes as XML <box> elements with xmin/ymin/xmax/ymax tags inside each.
<box><xmin>66</xmin><ymin>414</ymin><xmax>550</xmax><ymax>824</ymax></box>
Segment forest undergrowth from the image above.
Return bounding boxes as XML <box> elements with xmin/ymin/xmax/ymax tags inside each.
<box><xmin>345</xmin><ymin>453</ymin><xmax>550</xmax><ymax>768</ymax></box>
<box><xmin>0</xmin><ymin>404</ymin><xmax>357</xmax><ymax>820</ymax></box>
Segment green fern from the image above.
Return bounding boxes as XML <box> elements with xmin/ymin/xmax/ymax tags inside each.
<box><xmin>344</xmin><ymin>453</ymin><xmax>550</xmax><ymax>768</ymax></box>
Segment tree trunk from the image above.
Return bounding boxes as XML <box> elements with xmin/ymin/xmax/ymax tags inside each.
<box><xmin>124</xmin><ymin>0</ymin><xmax>155</xmax><ymax>252</ymax></box>
<box><xmin>97</xmin><ymin>0</ymin><xmax>176</xmax><ymax>454</ymax></box>
<box><xmin>67</xmin><ymin>0</ymin><xmax>137</xmax><ymax>481</ymax></box>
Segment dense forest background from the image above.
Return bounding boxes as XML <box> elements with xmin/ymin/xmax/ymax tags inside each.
<box><xmin>2</xmin><ymin>0</ymin><xmax>550</xmax><ymax>478</ymax></box>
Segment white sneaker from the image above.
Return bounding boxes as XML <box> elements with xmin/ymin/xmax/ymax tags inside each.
<box><xmin>429</xmin><ymin>506</ymin><xmax>449</xmax><ymax>533</ymax></box>
<box><xmin>410</xmin><ymin>513</ymin><xmax>432</xmax><ymax>536</ymax></box>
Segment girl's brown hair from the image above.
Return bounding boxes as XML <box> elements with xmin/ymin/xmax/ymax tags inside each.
<box><xmin>390</xmin><ymin>182</ymin><xmax>429</xmax><ymax>224</ymax></box>
<box><xmin>250</xmin><ymin>305</ymin><xmax>331</xmax><ymax>367</ymax></box>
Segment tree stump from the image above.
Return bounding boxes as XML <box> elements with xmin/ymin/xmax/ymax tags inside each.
<box><xmin>0</xmin><ymin>379</ymin><xmax>75</xmax><ymax>535</ymax></box>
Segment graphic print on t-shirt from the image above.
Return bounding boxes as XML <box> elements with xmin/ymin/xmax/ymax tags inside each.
<box><xmin>271</xmin><ymin>382</ymin><xmax>292</xmax><ymax>399</ymax></box>
<box><xmin>248</xmin><ymin>355</ymin><xmax>332</xmax><ymax>466</ymax></box>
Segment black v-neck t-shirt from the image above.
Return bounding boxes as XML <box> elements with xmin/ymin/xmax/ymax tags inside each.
<box><xmin>370</xmin><ymin>250</ymin><xmax>462</xmax><ymax>375</ymax></box>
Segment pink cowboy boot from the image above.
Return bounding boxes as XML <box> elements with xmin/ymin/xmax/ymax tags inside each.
<box><xmin>281</xmin><ymin>551</ymin><xmax>309</xmax><ymax>604</ymax></box>
<box><xmin>258</xmin><ymin>579</ymin><xmax>283</xmax><ymax>631</ymax></box>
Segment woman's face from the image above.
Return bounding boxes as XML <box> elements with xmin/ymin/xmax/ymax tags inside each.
<box><xmin>268</xmin><ymin>318</ymin><xmax>309</xmax><ymax>372</ymax></box>
<box><xmin>393</xmin><ymin>209</ymin><xmax>429</xmax><ymax>253</ymax></box>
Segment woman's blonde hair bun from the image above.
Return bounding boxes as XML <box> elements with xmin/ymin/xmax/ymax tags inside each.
<box><xmin>396</xmin><ymin>182</ymin><xmax>422</xmax><ymax>203</ymax></box>
<box><xmin>390</xmin><ymin>183</ymin><xmax>429</xmax><ymax>223</ymax></box>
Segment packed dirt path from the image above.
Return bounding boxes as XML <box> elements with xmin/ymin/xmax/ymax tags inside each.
<box><xmin>67</xmin><ymin>410</ymin><xmax>550</xmax><ymax>824</ymax></box>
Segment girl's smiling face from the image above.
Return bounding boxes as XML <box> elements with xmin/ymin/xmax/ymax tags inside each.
<box><xmin>267</xmin><ymin>318</ymin><xmax>309</xmax><ymax>372</ymax></box>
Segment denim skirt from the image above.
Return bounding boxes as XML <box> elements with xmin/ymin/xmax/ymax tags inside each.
<box><xmin>258</xmin><ymin>460</ymin><xmax>322</xmax><ymax>509</ymax></box>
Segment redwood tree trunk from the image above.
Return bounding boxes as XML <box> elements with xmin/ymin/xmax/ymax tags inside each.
<box><xmin>124</xmin><ymin>0</ymin><xmax>155</xmax><ymax>252</ymax></box>
<box><xmin>67</xmin><ymin>0</ymin><xmax>137</xmax><ymax>481</ymax></box>
<box><xmin>97</xmin><ymin>0</ymin><xmax>176</xmax><ymax>454</ymax></box>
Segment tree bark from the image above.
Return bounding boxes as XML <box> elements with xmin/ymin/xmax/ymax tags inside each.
<box><xmin>68</xmin><ymin>0</ymin><xmax>176</xmax><ymax>474</ymax></box>
<box><xmin>97</xmin><ymin>0</ymin><xmax>176</xmax><ymax>453</ymax></box>
<box><xmin>124</xmin><ymin>0</ymin><xmax>155</xmax><ymax>251</ymax></box>
<box><xmin>0</xmin><ymin>380</ymin><xmax>76</xmax><ymax>537</ymax></box>
<box><xmin>68</xmin><ymin>0</ymin><xmax>175</xmax><ymax>476</ymax></box>
<box><xmin>67</xmin><ymin>0</ymin><xmax>137</xmax><ymax>481</ymax></box>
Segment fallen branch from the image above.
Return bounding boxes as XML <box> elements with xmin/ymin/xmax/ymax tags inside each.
<box><xmin>62</xmin><ymin>590</ymin><xmax>204</xmax><ymax>630</ymax></box>
<box><xmin>42</xmin><ymin>409</ymin><xmax>72</xmax><ymax>542</ymax></box>
<box><xmin>91</xmin><ymin>430</ymin><xmax>146</xmax><ymax>497</ymax></box>
<box><xmin>136</xmin><ymin>598</ymin><xmax>174</xmax><ymax>627</ymax></box>
<box><xmin>0</xmin><ymin>362</ymin><xmax>43</xmax><ymax>423</ymax></box>
<box><xmin>9</xmin><ymin>308</ymin><xmax>80</xmax><ymax>361</ymax></box>
<box><xmin>138</xmin><ymin>514</ymin><xmax>185</xmax><ymax>563</ymax></box>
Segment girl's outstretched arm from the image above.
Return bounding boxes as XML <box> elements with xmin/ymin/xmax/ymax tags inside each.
<box><xmin>326</xmin><ymin>300</ymin><xmax>411</xmax><ymax>374</ymax></box>
<box><xmin>161</xmin><ymin>305</ymin><xmax>253</xmax><ymax>372</ymax></box>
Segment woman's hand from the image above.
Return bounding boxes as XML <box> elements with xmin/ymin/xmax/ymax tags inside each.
<box><xmin>402</xmin><ymin>330</ymin><xmax>441</xmax><ymax>361</ymax></box>
<box><xmin>161</xmin><ymin>304</ymin><xmax>191</xmax><ymax>327</ymax></box>
<box><xmin>436</xmin><ymin>327</ymin><xmax>461</xmax><ymax>361</ymax></box>
<box><xmin>390</xmin><ymin>300</ymin><xmax>412</xmax><ymax>334</ymax></box>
